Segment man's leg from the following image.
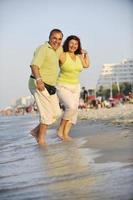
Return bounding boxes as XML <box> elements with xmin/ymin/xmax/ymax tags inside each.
<box><xmin>30</xmin><ymin>124</ymin><xmax>40</xmax><ymax>142</ymax></box>
<box><xmin>31</xmin><ymin>124</ymin><xmax>39</xmax><ymax>135</ymax></box>
<box><xmin>38</xmin><ymin>123</ymin><xmax>48</xmax><ymax>145</ymax></box>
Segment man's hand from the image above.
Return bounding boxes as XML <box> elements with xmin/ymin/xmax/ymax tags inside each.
<box><xmin>36</xmin><ymin>79</ymin><xmax>45</xmax><ymax>91</ymax></box>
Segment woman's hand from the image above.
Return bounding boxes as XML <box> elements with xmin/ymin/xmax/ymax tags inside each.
<box><xmin>79</xmin><ymin>49</ymin><xmax>90</xmax><ymax>68</ymax></box>
<box><xmin>81</xmin><ymin>49</ymin><xmax>88</xmax><ymax>58</ymax></box>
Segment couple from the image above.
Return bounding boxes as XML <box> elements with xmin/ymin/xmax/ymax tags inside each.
<box><xmin>28</xmin><ymin>29</ymin><xmax>90</xmax><ymax>145</ymax></box>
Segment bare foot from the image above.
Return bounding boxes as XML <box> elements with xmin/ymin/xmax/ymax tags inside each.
<box><xmin>57</xmin><ymin>134</ymin><xmax>64</xmax><ymax>140</ymax></box>
<box><xmin>38</xmin><ymin>141</ymin><xmax>47</xmax><ymax>146</ymax></box>
<box><xmin>57</xmin><ymin>129</ymin><xmax>64</xmax><ymax>140</ymax></box>
<box><xmin>38</xmin><ymin>137</ymin><xmax>47</xmax><ymax>146</ymax></box>
<box><xmin>64</xmin><ymin>136</ymin><xmax>73</xmax><ymax>141</ymax></box>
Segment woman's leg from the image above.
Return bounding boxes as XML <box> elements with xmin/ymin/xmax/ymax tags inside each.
<box><xmin>57</xmin><ymin>119</ymin><xmax>66</xmax><ymax>140</ymax></box>
<box><xmin>57</xmin><ymin>119</ymin><xmax>73</xmax><ymax>141</ymax></box>
<box><xmin>57</xmin><ymin>84</ymin><xmax>80</xmax><ymax>141</ymax></box>
<box><xmin>63</xmin><ymin>120</ymin><xmax>73</xmax><ymax>141</ymax></box>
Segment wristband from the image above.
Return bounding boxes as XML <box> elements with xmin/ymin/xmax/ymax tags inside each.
<box><xmin>36</xmin><ymin>77</ymin><xmax>42</xmax><ymax>81</ymax></box>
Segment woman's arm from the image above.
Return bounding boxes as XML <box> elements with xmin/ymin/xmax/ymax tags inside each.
<box><xmin>59</xmin><ymin>52</ymin><xmax>66</xmax><ymax>66</ymax></box>
<box><xmin>79</xmin><ymin>49</ymin><xmax>90</xmax><ymax>68</ymax></box>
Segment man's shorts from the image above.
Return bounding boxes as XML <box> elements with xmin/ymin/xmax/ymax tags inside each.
<box><xmin>30</xmin><ymin>88</ymin><xmax>61</xmax><ymax>125</ymax></box>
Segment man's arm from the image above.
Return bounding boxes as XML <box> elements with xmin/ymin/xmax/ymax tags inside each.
<box><xmin>30</xmin><ymin>65</ymin><xmax>44</xmax><ymax>91</ymax></box>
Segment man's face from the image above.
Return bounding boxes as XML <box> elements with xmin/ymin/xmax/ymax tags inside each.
<box><xmin>49</xmin><ymin>32</ymin><xmax>63</xmax><ymax>50</ymax></box>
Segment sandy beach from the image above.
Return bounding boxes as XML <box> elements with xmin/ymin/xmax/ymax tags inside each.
<box><xmin>0</xmin><ymin>103</ymin><xmax>133</xmax><ymax>200</ymax></box>
<box><xmin>78</xmin><ymin>103</ymin><xmax>133</xmax><ymax>124</ymax></box>
<box><xmin>77</xmin><ymin>103</ymin><xmax>133</xmax><ymax>163</ymax></box>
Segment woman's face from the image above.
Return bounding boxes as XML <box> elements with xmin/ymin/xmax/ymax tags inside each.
<box><xmin>68</xmin><ymin>39</ymin><xmax>79</xmax><ymax>53</ymax></box>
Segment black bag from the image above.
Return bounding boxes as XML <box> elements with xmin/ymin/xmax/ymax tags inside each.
<box><xmin>44</xmin><ymin>83</ymin><xmax>56</xmax><ymax>95</ymax></box>
<box><xmin>30</xmin><ymin>75</ymin><xmax>56</xmax><ymax>95</ymax></box>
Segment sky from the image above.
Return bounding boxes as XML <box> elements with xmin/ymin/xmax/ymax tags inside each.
<box><xmin>0</xmin><ymin>0</ymin><xmax>133</xmax><ymax>109</ymax></box>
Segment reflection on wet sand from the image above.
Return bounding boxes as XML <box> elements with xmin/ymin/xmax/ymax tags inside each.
<box><xmin>38</xmin><ymin>139</ymin><xmax>99</xmax><ymax>194</ymax></box>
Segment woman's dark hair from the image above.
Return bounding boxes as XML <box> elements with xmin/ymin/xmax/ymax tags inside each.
<box><xmin>63</xmin><ymin>35</ymin><xmax>82</xmax><ymax>54</ymax></box>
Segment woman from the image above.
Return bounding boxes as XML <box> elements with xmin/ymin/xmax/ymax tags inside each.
<box><xmin>57</xmin><ymin>35</ymin><xmax>90</xmax><ymax>141</ymax></box>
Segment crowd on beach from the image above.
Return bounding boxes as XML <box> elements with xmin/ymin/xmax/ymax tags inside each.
<box><xmin>1</xmin><ymin>90</ymin><xmax>133</xmax><ymax>117</ymax></box>
<box><xmin>79</xmin><ymin>87</ymin><xmax>133</xmax><ymax>110</ymax></box>
<box><xmin>78</xmin><ymin>88</ymin><xmax>133</xmax><ymax>124</ymax></box>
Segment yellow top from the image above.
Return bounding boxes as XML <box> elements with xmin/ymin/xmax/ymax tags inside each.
<box><xmin>57</xmin><ymin>53</ymin><xmax>83</xmax><ymax>84</ymax></box>
<box><xmin>29</xmin><ymin>42</ymin><xmax>62</xmax><ymax>88</ymax></box>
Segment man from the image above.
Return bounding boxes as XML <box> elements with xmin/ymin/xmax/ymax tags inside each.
<box><xmin>29</xmin><ymin>29</ymin><xmax>63</xmax><ymax>145</ymax></box>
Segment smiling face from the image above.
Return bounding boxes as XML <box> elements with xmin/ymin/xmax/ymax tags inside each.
<box><xmin>68</xmin><ymin>39</ymin><xmax>79</xmax><ymax>53</ymax></box>
<box><xmin>49</xmin><ymin>32</ymin><xmax>63</xmax><ymax>50</ymax></box>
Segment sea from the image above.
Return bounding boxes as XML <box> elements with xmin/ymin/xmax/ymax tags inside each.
<box><xmin>0</xmin><ymin>114</ymin><xmax>133</xmax><ymax>200</ymax></box>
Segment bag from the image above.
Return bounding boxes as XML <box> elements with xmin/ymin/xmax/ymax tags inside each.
<box><xmin>30</xmin><ymin>75</ymin><xmax>56</xmax><ymax>95</ymax></box>
<box><xmin>44</xmin><ymin>83</ymin><xmax>56</xmax><ymax>95</ymax></box>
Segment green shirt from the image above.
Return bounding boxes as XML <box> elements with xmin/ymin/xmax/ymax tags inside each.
<box><xmin>30</xmin><ymin>42</ymin><xmax>62</xmax><ymax>86</ymax></box>
<box><xmin>57</xmin><ymin>53</ymin><xmax>83</xmax><ymax>84</ymax></box>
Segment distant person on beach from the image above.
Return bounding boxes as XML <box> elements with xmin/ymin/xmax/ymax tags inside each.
<box><xmin>28</xmin><ymin>29</ymin><xmax>63</xmax><ymax>145</ymax></box>
<box><xmin>56</xmin><ymin>35</ymin><xmax>90</xmax><ymax>140</ymax></box>
<box><xmin>80</xmin><ymin>86</ymin><xmax>88</xmax><ymax>103</ymax></box>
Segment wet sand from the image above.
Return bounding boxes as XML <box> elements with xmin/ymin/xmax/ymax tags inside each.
<box><xmin>0</xmin><ymin>105</ymin><xmax>133</xmax><ymax>200</ymax></box>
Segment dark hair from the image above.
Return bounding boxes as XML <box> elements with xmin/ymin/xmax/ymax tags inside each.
<box><xmin>63</xmin><ymin>35</ymin><xmax>82</xmax><ymax>54</ymax></box>
<box><xmin>49</xmin><ymin>29</ymin><xmax>63</xmax><ymax>39</ymax></box>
